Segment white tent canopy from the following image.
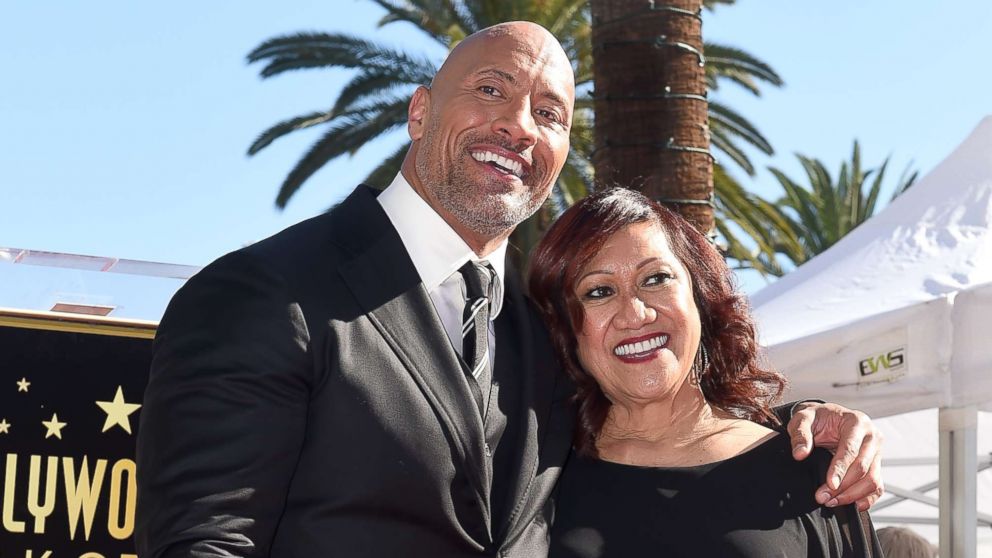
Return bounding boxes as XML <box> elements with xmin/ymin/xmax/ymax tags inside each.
<box><xmin>752</xmin><ymin>115</ymin><xmax>992</xmax><ymax>414</ymax></box>
<box><xmin>751</xmin><ymin>117</ymin><xmax>992</xmax><ymax>557</ymax></box>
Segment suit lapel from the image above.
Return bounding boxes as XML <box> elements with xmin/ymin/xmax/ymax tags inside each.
<box><xmin>494</xmin><ymin>270</ymin><xmax>558</xmax><ymax>542</ymax></box>
<box><xmin>333</xmin><ymin>186</ymin><xmax>491</xmax><ymax>518</ymax></box>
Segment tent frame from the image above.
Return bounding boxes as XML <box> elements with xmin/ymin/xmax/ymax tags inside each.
<box><xmin>939</xmin><ymin>406</ymin><xmax>979</xmax><ymax>558</ymax></box>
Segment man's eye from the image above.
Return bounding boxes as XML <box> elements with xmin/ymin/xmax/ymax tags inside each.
<box><xmin>479</xmin><ymin>85</ymin><xmax>501</xmax><ymax>97</ymax></box>
<box><xmin>536</xmin><ymin>108</ymin><xmax>561</xmax><ymax>123</ymax></box>
<box><xmin>584</xmin><ymin>286</ymin><xmax>613</xmax><ymax>299</ymax></box>
<box><xmin>643</xmin><ymin>273</ymin><xmax>672</xmax><ymax>286</ymax></box>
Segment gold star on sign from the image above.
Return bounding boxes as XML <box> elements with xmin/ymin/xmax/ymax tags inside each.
<box><xmin>0</xmin><ymin>419</ymin><xmax>9</xmax><ymax>434</ymax></box>
<box><xmin>42</xmin><ymin>413</ymin><xmax>67</xmax><ymax>439</ymax></box>
<box><xmin>95</xmin><ymin>386</ymin><xmax>142</xmax><ymax>434</ymax></box>
<box><xmin>17</xmin><ymin>377</ymin><xmax>30</xmax><ymax>392</ymax></box>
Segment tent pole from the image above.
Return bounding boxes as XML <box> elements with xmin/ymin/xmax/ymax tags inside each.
<box><xmin>938</xmin><ymin>405</ymin><xmax>977</xmax><ymax>558</ymax></box>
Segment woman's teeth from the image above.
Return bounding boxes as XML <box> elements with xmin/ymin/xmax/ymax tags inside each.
<box><xmin>613</xmin><ymin>334</ymin><xmax>669</xmax><ymax>356</ymax></box>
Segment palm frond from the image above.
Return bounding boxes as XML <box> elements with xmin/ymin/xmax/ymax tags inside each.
<box><xmin>463</xmin><ymin>0</ymin><xmax>497</xmax><ymax>29</ymax></box>
<box><xmin>704</xmin><ymin>42</ymin><xmax>783</xmax><ymax>94</ymax></box>
<box><xmin>542</xmin><ymin>0</ymin><xmax>589</xmax><ymax>36</ymax></box>
<box><xmin>710</xmin><ymin>125</ymin><xmax>755</xmax><ymax>176</ymax></box>
<box><xmin>708</xmin><ymin>101</ymin><xmax>774</xmax><ymax>155</ymax></box>
<box><xmin>247</xmin><ymin>111</ymin><xmax>335</xmax><ymax>155</ymax></box>
<box><xmin>799</xmin><ymin>155</ymin><xmax>838</xmax><ymax>245</ymax></box>
<box><xmin>361</xmin><ymin>142</ymin><xmax>410</xmax><ymax>189</ymax></box>
<box><xmin>248</xmin><ymin>32</ymin><xmax>438</xmax><ymax>78</ymax></box>
<box><xmin>371</xmin><ymin>0</ymin><xmax>454</xmax><ymax>44</ymax></box>
<box><xmin>275</xmin><ymin>99</ymin><xmax>409</xmax><ymax>207</ymax></box>
<box><xmin>331</xmin><ymin>61</ymin><xmax>434</xmax><ymax>115</ymax></box>
<box><xmin>703</xmin><ymin>0</ymin><xmax>738</xmax><ymax>10</ymax></box>
<box><xmin>753</xmin><ymin>142</ymin><xmax>919</xmax><ymax>269</ymax></box>
<box><xmin>714</xmin><ymin>166</ymin><xmax>797</xmax><ymax>276</ymax></box>
<box><xmin>769</xmin><ymin>166</ymin><xmax>823</xmax><ymax>252</ymax></box>
<box><xmin>863</xmin><ymin>158</ymin><xmax>888</xmax><ymax>222</ymax></box>
<box><xmin>889</xmin><ymin>163</ymin><xmax>919</xmax><ymax>201</ymax></box>
<box><xmin>557</xmin><ymin>151</ymin><xmax>593</xmax><ymax>204</ymax></box>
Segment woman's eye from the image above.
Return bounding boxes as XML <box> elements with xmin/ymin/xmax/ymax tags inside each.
<box><xmin>643</xmin><ymin>273</ymin><xmax>672</xmax><ymax>286</ymax></box>
<box><xmin>584</xmin><ymin>286</ymin><xmax>614</xmax><ymax>299</ymax></box>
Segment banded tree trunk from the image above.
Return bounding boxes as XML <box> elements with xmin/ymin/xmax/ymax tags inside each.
<box><xmin>590</xmin><ymin>0</ymin><xmax>713</xmax><ymax>235</ymax></box>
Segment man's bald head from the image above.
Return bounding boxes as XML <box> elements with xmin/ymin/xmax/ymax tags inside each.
<box><xmin>432</xmin><ymin>22</ymin><xmax>575</xmax><ymax>93</ymax></box>
<box><xmin>402</xmin><ymin>21</ymin><xmax>575</xmax><ymax>254</ymax></box>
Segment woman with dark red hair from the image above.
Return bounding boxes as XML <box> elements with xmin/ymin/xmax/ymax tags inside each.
<box><xmin>531</xmin><ymin>188</ymin><xmax>880</xmax><ymax>557</ymax></box>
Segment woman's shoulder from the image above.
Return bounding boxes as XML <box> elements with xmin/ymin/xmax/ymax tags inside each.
<box><xmin>710</xmin><ymin>419</ymin><xmax>779</xmax><ymax>460</ymax></box>
<box><xmin>700</xmin><ymin>431</ymin><xmax>826</xmax><ymax>500</ymax></box>
<box><xmin>729</xmin><ymin>429</ymin><xmax>833</xmax><ymax>481</ymax></box>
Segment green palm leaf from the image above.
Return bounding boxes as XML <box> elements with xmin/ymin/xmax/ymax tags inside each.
<box><xmin>704</xmin><ymin>42</ymin><xmax>783</xmax><ymax>94</ymax></box>
<box><xmin>247</xmin><ymin>33</ymin><xmax>437</xmax><ymax>78</ymax></box>
<box><xmin>710</xmin><ymin>125</ymin><xmax>756</xmax><ymax>176</ymax></box>
<box><xmin>742</xmin><ymin>141</ymin><xmax>919</xmax><ymax>271</ymax></box>
<box><xmin>361</xmin><ymin>142</ymin><xmax>410</xmax><ymax>190</ymax></box>
<box><xmin>331</xmin><ymin>61</ymin><xmax>435</xmax><ymax>115</ymax></box>
<box><xmin>275</xmin><ymin>98</ymin><xmax>409</xmax><ymax>207</ymax></box>
<box><xmin>247</xmin><ymin>111</ymin><xmax>336</xmax><ymax>155</ymax></box>
<box><xmin>709</xmin><ymin>101</ymin><xmax>774</xmax><ymax>155</ymax></box>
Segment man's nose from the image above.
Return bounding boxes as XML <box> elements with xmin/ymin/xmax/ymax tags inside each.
<box><xmin>492</xmin><ymin>98</ymin><xmax>538</xmax><ymax>148</ymax></box>
<box><xmin>614</xmin><ymin>296</ymin><xmax>657</xmax><ymax>330</ymax></box>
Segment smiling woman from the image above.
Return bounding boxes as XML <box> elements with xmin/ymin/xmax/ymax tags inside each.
<box><xmin>529</xmin><ymin>188</ymin><xmax>783</xmax><ymax>457</ymax></box>
<box><xmin>528</xmin><ymin>188</ymin><xmax>882</xmax><ymax>557</ymax></box>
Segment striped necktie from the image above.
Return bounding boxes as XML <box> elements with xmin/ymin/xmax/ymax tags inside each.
<box><xmin>459</xmin><ymin>260</ymin><xmax>494</xmax><ymax>415</ymax></box>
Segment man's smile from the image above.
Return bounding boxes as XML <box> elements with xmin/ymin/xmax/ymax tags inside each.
<box><xmin>469</xmin><ymin>146</ymin><xmax>532</xmax><ymax>179</ymax></box>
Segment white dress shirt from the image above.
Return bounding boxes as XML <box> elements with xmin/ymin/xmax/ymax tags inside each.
<box><xmin>378</xmin><ymin>172</ymin><xmax>506</xmax><ymax>358</ymax></box>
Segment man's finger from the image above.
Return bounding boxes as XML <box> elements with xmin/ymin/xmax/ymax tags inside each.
<box><xmin>828</xmin><ymin>454</ymin><xmax>884</xmax><ymax>509</ymax></box>
<box><xmin>831</xmin><ymin>427</ymin><xmax>879</xmax><ymax>494</ymax></box>
<box><xmin>856</xmin><ymin>491</ymin><xmax>882</xmax><ymax>513</ymax></box>
<box><xmin>824</xmin><ymin>413</ymin><xmax>869</xmax><ymax>490</ymax></box>
<box><xmin>788</xmin><ymin>406</ymin><xmax>817</xmax><ymax>460</ymax></box>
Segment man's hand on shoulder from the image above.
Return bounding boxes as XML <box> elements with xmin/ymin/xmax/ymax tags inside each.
<box><xmin>786</xmin><ymin>402</ymin><xmax>884</xmax><ymax>512</ymax></box>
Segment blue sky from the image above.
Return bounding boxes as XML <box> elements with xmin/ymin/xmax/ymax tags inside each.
<box><xmin>3</xmin><ymin>1</ymin><xmax>991</xmax><ymax>295</ymax></box>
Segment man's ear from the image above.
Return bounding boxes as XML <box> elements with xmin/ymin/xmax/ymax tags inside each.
<box><xmin>408</xmin><ymin>86</ymin><xmax>430</xmax><ymax>141</ymax></box>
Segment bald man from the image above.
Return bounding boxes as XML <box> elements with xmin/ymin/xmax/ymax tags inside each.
<box><xmin>136</xmin><ymin>22</ymin><xmax>883</xmax><ymax>558</ymax></box>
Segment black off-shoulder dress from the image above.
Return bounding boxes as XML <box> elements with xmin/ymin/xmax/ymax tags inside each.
<box><xmin>549</xmin><ymin>434</ymin><xmax>882</xmax><ymax>558</ymax></box>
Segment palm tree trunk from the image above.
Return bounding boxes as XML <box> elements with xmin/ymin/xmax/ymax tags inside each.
<box><xmin>590</xmin><ymin>0</ymin><xmax>713</xmax><ymax>235</ymax></box>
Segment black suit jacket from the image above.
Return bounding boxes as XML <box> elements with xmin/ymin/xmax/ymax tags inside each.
<box><xmin>136</xmin><ymin>186</ymin><xmax>575</xmax><ymax>557</ymax></box>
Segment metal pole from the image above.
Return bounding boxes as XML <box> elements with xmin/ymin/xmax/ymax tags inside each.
<box><xmin>938</xmin><ymin>405</ymin><xmax>978</xmax><ymax>558</ymax></box>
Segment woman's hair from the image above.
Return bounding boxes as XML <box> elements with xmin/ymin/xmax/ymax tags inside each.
<box><xmin>876</xmin><ymin>527</ymin><xmax>936</xmax><ymax>558</ymax></box>
<box><xmin>528</xmin><ymin>187</ymin><xmax>785</xmax><ymax>456</ymax></box>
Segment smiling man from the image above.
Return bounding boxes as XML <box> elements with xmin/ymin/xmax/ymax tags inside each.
<box><xmin>136</xmin><ymin>22</ymin><xmax>883</xmax><ymax>558</ymax></box>
<box><xmin>406</xmin><ymin>23</ymin><xmax>573</xmax><ymax>251</ymax></box>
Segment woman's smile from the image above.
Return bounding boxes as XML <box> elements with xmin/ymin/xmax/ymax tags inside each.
<box><xmin>612</xmin><ymin>332</ymin><xmax>670</xmax><ymax>363</ymax></box>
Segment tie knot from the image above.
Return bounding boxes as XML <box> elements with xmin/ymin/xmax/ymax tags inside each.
<box><xmin>460</xmin><ymin>260</ymin><xmax>494</xmax><ymax>301</ymax></box>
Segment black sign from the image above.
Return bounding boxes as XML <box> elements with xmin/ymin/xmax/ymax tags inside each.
<box><xmin>0</xmin><ymin>321</ymin><xmax>152</xmax><ymax>558</ymax></box>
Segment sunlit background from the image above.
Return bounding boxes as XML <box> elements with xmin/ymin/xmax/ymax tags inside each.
<box><xmin>4</xmin><ymin>1</ymin><xmax>990</xmax><ymax>295</ymax></box>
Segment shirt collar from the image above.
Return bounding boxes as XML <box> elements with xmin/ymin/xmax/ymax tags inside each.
<box><xmin>378</xmin><ymin>172</ymin><xmax>507</xmax><ymax>317</ymax></box>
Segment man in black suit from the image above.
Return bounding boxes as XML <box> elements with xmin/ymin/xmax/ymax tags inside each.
<box><xmin>136</xmin><ymin>21</ymin><xmax>883</xmax><ymax>557</ymax></box>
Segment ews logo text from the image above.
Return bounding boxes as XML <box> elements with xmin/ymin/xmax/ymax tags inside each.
<box><xmin>858</xmin><ymin>348</ymin><xmax>905</xmax><ymax>376</ymax></box>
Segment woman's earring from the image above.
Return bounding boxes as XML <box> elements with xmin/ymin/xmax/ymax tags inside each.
<box><xmin>690</xmin><ymin>343</ymin><xmax>709</xmax><ymax>386</ymax></box>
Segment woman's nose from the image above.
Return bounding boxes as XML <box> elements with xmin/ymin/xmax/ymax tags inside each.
<box><xmin>614</xmin><ymin>296</ymin><xmax>657</xmax><ymax>329</ymax></box>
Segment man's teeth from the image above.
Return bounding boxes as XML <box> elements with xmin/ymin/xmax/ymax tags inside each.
<box><xmin>613</xmin><ymin>335</ymin><xmax>669</xmax><ymax>356</ymax></box>
<box><xmin>471</xmin><ymin>151</ymin><xmax>524</xmax><ymax>177</ymax></box>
